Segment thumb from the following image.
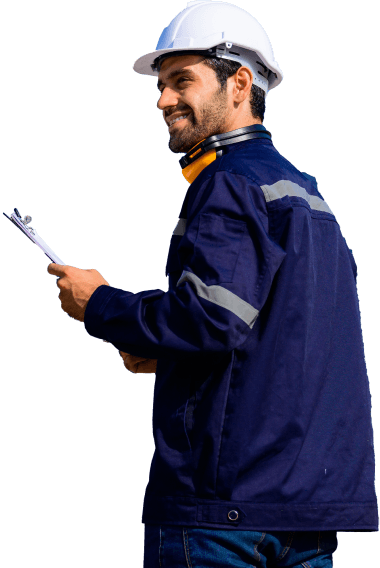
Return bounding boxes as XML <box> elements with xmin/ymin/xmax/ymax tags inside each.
<box><xmin>48</xmin><ymin>263</ymin><xmax>66</xmax><ymax>277</ymax></box>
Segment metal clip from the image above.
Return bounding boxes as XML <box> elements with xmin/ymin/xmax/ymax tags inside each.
<box><xmin>21</xmin><ymin>215</ymin><xmax>35</xmax><ymax>234</ymax></box>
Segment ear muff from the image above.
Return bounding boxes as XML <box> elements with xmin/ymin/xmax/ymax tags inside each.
<box><xmin>182</xmin><ymin>148</ymin><xmax>217</xmax><ymax>184</ymax></box>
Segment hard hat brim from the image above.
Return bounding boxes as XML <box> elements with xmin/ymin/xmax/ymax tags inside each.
<box><xmin>134</xmin><ymin>46</ymin><xmax>215</xmax><ymax>76</ymax></box>
<box><xmin>133</xmin><ymin>44</ymin><xmax>283</xmax><ymax>91</ymax></box>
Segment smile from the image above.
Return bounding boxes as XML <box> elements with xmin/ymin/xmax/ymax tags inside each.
<box><xmin>168</xmin><ymin>113</ymin><xmax>191</xmax><ymax>128</ymax></box>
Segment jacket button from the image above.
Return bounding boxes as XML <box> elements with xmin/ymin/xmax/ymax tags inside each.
<box><xmin>228</xmin><ymin>510</ymin><xmax>239</xmax><ymax>521</ymax></box>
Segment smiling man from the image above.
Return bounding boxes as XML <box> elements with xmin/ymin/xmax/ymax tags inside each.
<box><xmin>48</xmin><ymin>1</ymin><xmax>378</xmax><ymax>566</ymax></box>
<box><xmin>158</xmin><ymin>54</ymin><xmax>260</xmax><ymax>153</ymax></box>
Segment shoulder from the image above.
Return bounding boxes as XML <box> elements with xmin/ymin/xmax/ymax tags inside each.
<box><xmin>192</xmin><ymin>139</ymin><xmax>313</xmax><ymax>190</ymax></box>
<box><xmin>187</xmin><ymin>138</ymin><xmax>333</xmax><ymax>221</ymax></box>
<box><xmin>218</xmin><ymin>139</ymin><xmax>308</xmax><ymax>188</ymax></box>
<box><xmin>216</xmin><ymin>139</ymin><xmax>333</xmax><ymax>217</ymax></box>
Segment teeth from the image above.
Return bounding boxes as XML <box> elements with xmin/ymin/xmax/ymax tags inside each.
<box><xmin>169</xmin><ymin>114</ymin><xmax>189</xmax><ymax>127</ymax></box>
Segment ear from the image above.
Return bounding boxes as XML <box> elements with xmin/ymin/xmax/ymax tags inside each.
<box><xmin>230</xmin><ymin>66</ymin><xmax>253</xmax><ymax>103</ymax></box>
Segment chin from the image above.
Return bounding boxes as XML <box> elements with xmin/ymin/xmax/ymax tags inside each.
<box><xmin>169</xmin><ymin>137</ymin><xmax>195</xmax><ymax>154</ymax></box>
<box><xmin>169</xmin><ymin>132</ymin><xmax>204</xmax><ymax>154</ymax></box>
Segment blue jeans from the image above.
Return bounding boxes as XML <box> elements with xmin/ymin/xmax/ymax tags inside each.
<box><xmin>143</xmin><ymin>525</ymin><xmax>338</xmax><ymax>567</ymax></box>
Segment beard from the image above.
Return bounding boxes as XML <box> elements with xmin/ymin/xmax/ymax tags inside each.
<box><xmin>168</xmin><ymin>86</ymin><xmax>228</xmax><ymax>154</ymax></box>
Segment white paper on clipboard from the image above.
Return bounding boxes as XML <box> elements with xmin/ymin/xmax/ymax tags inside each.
<box><xmin>3</xmin><ymin>208</ymin><xmax>65</xmax><ymax>265</ymax></box>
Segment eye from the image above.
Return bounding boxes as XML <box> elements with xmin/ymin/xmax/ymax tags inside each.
<box><xmin>177</xmin><ymin>77</ymin><xmax>190</xmax><ymax>86</ymax></box>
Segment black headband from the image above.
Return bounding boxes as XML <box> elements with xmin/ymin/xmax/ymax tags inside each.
<box><xmin>180</xmin><ymin>124</ymin><xmax>272</xmax><ymax>169</ymax></box>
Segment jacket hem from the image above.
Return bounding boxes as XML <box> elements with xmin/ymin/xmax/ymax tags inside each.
<box><xmin>141</xmin><ymin>494</ymin><xmax>379</xmax><ymax>531</ymax></box>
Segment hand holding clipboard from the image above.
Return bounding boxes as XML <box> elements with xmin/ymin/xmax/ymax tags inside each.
<box><xmin>4</xmin><ymin>206</ymin><xmax>108</xmax><ymax>321</ymax></box>
<box><xmin>4</xmin><ymin>207</ymin><xmax>155</xmax><ymax>369</ymax></box>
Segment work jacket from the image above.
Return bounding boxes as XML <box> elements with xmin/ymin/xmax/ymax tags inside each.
<box><xmin>84</xmin><ymin>133</ymin><xmax>378</xmax><ymax>531</ymax></box>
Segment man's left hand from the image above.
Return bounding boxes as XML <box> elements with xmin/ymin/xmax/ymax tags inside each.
<box><xmin>48</xmin><ymin>264</ymin><xmax>109</xmax><ymax>322</ymax></box>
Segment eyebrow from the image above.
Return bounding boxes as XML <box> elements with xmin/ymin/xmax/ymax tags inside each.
<box><xmin>157</xmin><ymin>68</ymin><xmax>196</xmax><ymax>91</ymax></box>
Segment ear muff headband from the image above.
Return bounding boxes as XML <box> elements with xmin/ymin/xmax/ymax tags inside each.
<box><xmin>179</xmin><ymin>124</ymin><xmax>271</xmax><ymax>170</ymax></box>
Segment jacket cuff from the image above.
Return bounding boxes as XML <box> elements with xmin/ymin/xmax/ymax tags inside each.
<box><xmin>84</xmin><ymin>285</ymin><xmax>120</xmax><ymax>340</ymax></box>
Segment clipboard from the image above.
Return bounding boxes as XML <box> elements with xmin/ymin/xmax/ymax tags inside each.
<box><xmin>3</xmin><ymin>208</ymin><xmax>65</xmax><ymax>265</ymax></box>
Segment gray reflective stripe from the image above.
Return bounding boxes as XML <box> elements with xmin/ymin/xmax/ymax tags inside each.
<box><xmin>173</xmin><ymin>218</ymin><xmax>187</xmax><ymax>236</ymax></box>
<box><xmin>261</xmin><ymin>180</ymin><xmax>333</xmax><ymax>215</ymax></box>
<box><xmin>177</xmin><ymin>270</ymin><xmax>259</xmax><ymax>328</ymax></box>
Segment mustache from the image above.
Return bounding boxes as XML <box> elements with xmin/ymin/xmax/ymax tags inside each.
<box><xmin>165</xmin><ymin>106</ymin><xmax>193</xmax><ymax>120</ymax></box>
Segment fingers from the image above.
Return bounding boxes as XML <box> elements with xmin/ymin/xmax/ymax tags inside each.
<box><xmin>136</xmin><ymin>359</ymin><xmax>157</xmax><ymax>374</ymax></box>
<box><xmin>120</xmin><ymin>352</ymin><xmax>145</xmax><ymax>373</ymax></box>
<box><xmin>119</xmin><ymin>351</ymin><xmax>157</xmax><ymax>374</ymax></box>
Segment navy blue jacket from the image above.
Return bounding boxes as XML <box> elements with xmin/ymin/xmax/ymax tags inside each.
<box><xmin>84</xmin><ymin>135</ymin><xmax>378</xmax><ymax>531</ymax></box>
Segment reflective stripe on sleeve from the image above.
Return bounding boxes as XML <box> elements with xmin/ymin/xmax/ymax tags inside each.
<box><xmin>177</xmin><ymin>270</ymin><xmax>259</xmax><ymax>328</ymax></box>
<box><xmin>261</xmin><ymin>180</ymin><xmax>333</xmax><ymax>214</ymax></box>
<box><xmin>173</xmin><ymin>218</ymin><xmax>187</xmax><ymax>236</ymax></box>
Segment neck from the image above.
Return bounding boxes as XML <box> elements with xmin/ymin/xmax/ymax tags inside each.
<box><xmin>223</xmin><ymin>117</ymin><xmax>262</xmax><ymax>132</ymax></box>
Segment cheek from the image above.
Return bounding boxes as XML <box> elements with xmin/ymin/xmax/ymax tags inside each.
<box><xmin>185</xmin><ymin>96</ymin><xmax>204</xmax><ymax>120</ymax></box>
<box><xmin>182</xmin><ymin>87</ymin><xmax>207</xmax><ymax>111</ymax></box>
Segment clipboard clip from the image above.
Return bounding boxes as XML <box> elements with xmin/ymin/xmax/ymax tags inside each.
<box><xmin>3</xmin><ymin>207</ymin><xmax>65</xmax><ymax>265</ymax></box>
<box><xmin>3</xmin><ymin>207</ymin><xmax>36</xmax><ymax>235</ymax></box>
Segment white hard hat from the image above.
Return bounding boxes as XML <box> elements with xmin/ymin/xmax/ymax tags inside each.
<box><xmin>133</xmin><ymin>0</ymin><xmax>283</xmax><ymax>94</ymax></box>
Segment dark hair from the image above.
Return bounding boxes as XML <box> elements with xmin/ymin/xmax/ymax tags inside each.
<box><xmin>201</xmin><ymin>58</ymin><xmax>265</xmax><ymax>122</ymax></box>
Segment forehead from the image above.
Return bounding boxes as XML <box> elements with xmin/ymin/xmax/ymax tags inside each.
<box><xmin>158</xmin><ymin>54</ymin><xmax>208</xmax><ymax>81</ymax></box>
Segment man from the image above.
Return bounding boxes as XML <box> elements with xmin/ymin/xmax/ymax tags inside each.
<box><xmin>48</xmin><ymin>1</ymin><xmax>378</xmax><ymax>566</ymax></box>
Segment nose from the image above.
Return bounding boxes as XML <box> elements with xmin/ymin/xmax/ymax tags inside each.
<box><xmin>157</xmin><ymin>87</ymin><xmax>179</xmax><ymax>111</ymax></box>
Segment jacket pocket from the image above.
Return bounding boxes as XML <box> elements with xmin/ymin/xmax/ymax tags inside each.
<box><xmin>193</xmin><ymin>214</ymin><xmax>246</xmax><ymax>284</ymax></box>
